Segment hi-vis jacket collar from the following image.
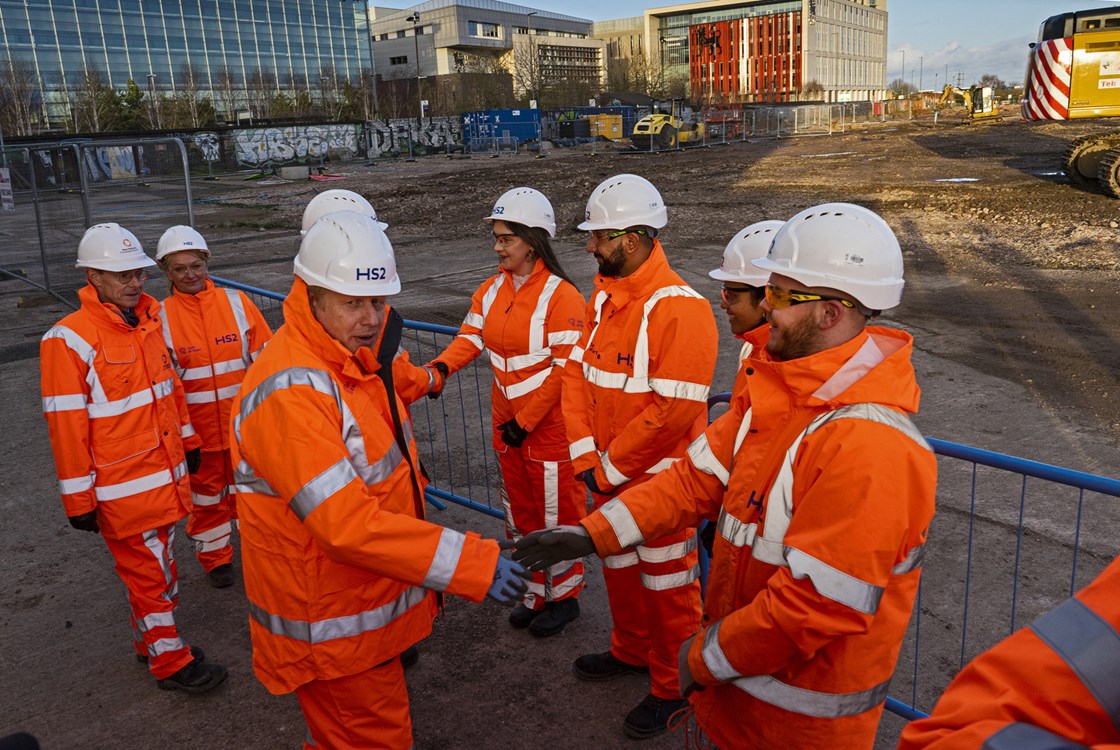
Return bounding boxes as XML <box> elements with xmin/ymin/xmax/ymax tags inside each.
<box><xmin>593</xmin><ymin>240</ymin><xmax>669</xmax><ymax>310</ymax></box>
<box><xmin>80</xmin><ymin>283</ymin><xmax>160</xmax><ymax>331</ymax></box>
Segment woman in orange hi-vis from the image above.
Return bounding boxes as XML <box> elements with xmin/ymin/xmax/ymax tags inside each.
<box><xmin>156</xmin><ymin>226</ymin><xmax>272</xmax><ymax>588</ymax></box>
<box><xmin>427</xmin><ymin>188</ymin><xmax>588</xmax><ymax>638</ymax></box>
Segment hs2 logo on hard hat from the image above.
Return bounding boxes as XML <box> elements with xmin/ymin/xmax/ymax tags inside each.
<box><xmin>492</xmin><ymin>205</ymin><xmax>505</xmax><ymax>214</ymax></box>
<box><xmin>356</xmin><ymin>267</ymin><xmax>388</xmax><ymax>281</ymax></box>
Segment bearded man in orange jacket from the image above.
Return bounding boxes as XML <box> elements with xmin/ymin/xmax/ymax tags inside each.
<box><xmin>519</xmin><ymin>203</ymin><xmax>938</xmax><ymax>749</ymax></box>
<box><xmin>230</xmin><ymin>210</ymin><xmax>529</xmax><ymax>750</ymax></box>
<box><xmin>561</xmin><ymin>173</ymin><xmax>719</xmax><ymax>739</ymax></box>
<box><xmin>40</xmin><ymin>223</ymin><xmax>227</xmax><ymax>694</ymax></box>
<box><xmin>157</xmin><ymin>225</ymin><xmax>273</xmax><ymax>588</ymax></box>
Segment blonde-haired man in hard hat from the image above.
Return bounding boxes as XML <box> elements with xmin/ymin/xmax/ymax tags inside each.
<box><xmin>156</xmin><ymin>225</ymin><xmax>273</xmax><ymax>588</ymax></box>
<box><xmin>40</xmin><ymin>223</ymin><xmax>227</xmax><ymax>694</ymax></box>
<box><xmin>518</xmin><ymin>203</ymin><xmax>938</xmax><ymax>749</ymax></box>
<box><xmin>231</xmin><ymin>211</ymin><xmax>529</xmax><ymax>749</ymax></box>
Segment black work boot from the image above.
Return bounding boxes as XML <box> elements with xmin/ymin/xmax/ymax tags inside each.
<box><xmin>400</xmin><ymin>645</ymin><xmax>419</xmax><ymax>669</ymax></box>
<box><xmin>528</xmin><ymin>598</ymin><xmax>580</xmax><ymax>638</ymax></box>
<box><xmin>206</xmin><ymin>563</ymin><xmax>235</xmax><ymax>589</ymax></box>
<box><xmin>157</xmin><ymin>657</ymin><xmax>228</xmax><ymax>694</ymax></box>
<box><xmin>623</xmin><ymin>693</ymin><xmax>688</xmax><ymax>739</ymax></box>
<box><xmin>573</xmin><ymin>650</ymin><xmax>649</xmax><ymax>682</ymax></box>
<box><xmin>508</xmin><ymin>602</ymin><xmax>537</xmax><ymax>629</ymax></box>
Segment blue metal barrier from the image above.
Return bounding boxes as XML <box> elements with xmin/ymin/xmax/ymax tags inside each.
<box><xmin>216</xmin><ymin>276</ymin><xmax>1120</xmax><ymax>729</ymax></box>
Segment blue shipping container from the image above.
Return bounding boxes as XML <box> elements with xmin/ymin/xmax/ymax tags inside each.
<box><xmin>461</xmin><ymin>109</ymin><xmax>541</xmax><ymax>150</ymax></box>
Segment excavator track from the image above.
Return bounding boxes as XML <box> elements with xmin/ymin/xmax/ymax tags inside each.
<box><xmin>1062</xmin><ymin>133</ymin><xmax>1120</xmax><ymax>190</ymax></box>
<box><xmin>1097</xmin><ymin>147</ymin><xmax>1120</xmax><ymax>198</ymax></box>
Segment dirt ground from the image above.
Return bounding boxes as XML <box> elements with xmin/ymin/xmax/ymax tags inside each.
<box><xmin>3</xmin><ymin>112</ymin><xmax>1120</xmax><ymax>750</ymax></box>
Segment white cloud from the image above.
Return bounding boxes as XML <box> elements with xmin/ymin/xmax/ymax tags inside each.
<box><xmin>890</xmin><ymin>36</ymin><xmax>1036</xmax><ymax>89</ymax></box>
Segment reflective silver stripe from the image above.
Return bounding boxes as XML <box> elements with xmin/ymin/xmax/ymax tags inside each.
<box><xmin>59</xmin><ymin>473</ymin><xmax>95</xmax><ymax>495</ymax></box>
<box><xmin>701</xmin><ymin>620</ymin><xmax>742</xmax><ymax>681</ymax></box>
<box><xmin>422</xmin><ymin>528</ymin><xmax>466</xmax><ymax>592</ymax></box>
<box><xmin>224</xmin><ymin>288</ymin><xmax>253</xmax><ymax>365</ymax></box>
<box><xmin>646</xmin><ymin>457</ymin><xmax>677</xmax><ymax>474</ymax></box>
<box><xmin>811</xmin><ymin>334</ymin><xmax>888</xmax><ymax>403</ymax></box>
<box><xmin>173</xmin><ymin>460</ymin><xmax>188</xmax><ymax>481</ymax></box>
<box><xmin>160</xmin><ymin>314</ymin><xmax>179</xmax><ymax>372</ymax></box>
<box><xmin>718</xmin><ymin>506</ymin><xmax>759</xmax><ymax>548</ymax></box>
<box><xmin>500</xmin><ymin>483</ymin><xmax>515</xmax><ymax>537</ymax></box>
<box><xmin>248</xmin><ymin>585</ymin><xmax>427</xmax><ymax>643</ymax></box>
<box><xmin>181</xmin><ymin>422</ymin><xmax>195</xmax><ymax>439</ymax></box>
<box><xmin>142</xmin><ymin>527</ymin><xmax>173</xmax><ymax>590</ymax></box>
<box><xmin>148</xmin><ymin>637</ymin><xmax>186</xmax><ymax>657</ymax></box>
<box><xmin>582</xmin><ymin>364</ymin><xmax>630</xmax><ymax>390</ymax></box>
<box><xmin>569</xmin><ymin>345</ymin><xmax>585</xmax><ymax>364</ymax></box>
<box><xmin>648</xmin><ymin>377</ymin><xmax>710</xmax><ymax>402</ymax></box>
<box><xmin>600</xmin><ymin>498</ymin><xmax>644</xmax><ymax>549</ymax></box>
<box><xmin>687</xmin><ymin>433</ymin><xmax>729</xmax><ymax>487</ymax></box>
<box><xmin>569</xmin><ymin>436</ymin><xmax>596</xmax><ymax>461</ymax></box>
<box><xmin>42</xmin><ymin>394</ymin><xmax>86</xmax><ymax>413</ymax></box>
<box><xmin>136</xmin><ymin>611</ymin><xmax>177</xmax><ymax>632</ymax></box>
<box><xmin>733</xmin><ymin>674</ymin><xmax>891</xmax><ymax>718</ymax></box>
<box><xmin>234</xmin><ymin>459</ymin><xmax>279</xmax><ymax>497</ymax></box>
<box><xmin>981</xmin><ymin>723</ymin><xmax>1091</xmax><ymax>750</ymax></box>
<box><xmin>181</xmin><ymin>358</ymin><xmax>247</xmax><ymax>380</ymax></box>
<box><xmin>547</xmin><ymin>572</ymin><xmax>584</xmax><ymax>599</ymax></box>
<box><xmin>87</xmin><ymin>377</ymin><xmax>174</xmax><ymax>419</ymax></box>
<box><xmin>463</xmin><ymin>311</ymin><xmax>484</xmax><ymax>329</ymax></box>
<box><xmin>191</xmin><ymin>522</ymin><xmax>233</xmax><ymax>553</ymax></box>
<box><xmin>290</xmin><ymin>458</ymin><xmax>359</xmax><ymax>520</ymax></box>
<box><xmin>489</xmin><ymin>348</ymin><xmax>550</xmax><ymax>373</ymax></box>
<box><xmin>601</xmin><ymin>452</ymin><xmax>630</xmax><ymax>487</ymax></box>
<box><xmin>542</xmin><ymin>461</ymin><xmax>559</xmax><ymax>529</ymax></box>
<box><xmin>641</xmin><ymin>564</ymin><xmax>699</xmax><ymax>591</ymax></box>
<box><xmin>477</xmin><ymin>274</ymin><xmax>505</xmax><ymax>318</ymax></box>
<box><xmin>892</xmin><ymin>544</ymin><xmax>925</xmax><ymax>574</ymax></box>
<box><xmin>1030</xmin><ymin>596</ymin><xmax>1120</xmax><ymax>726</ymax></box>
<box><xmin>551</xmin><ymin>357</ymin><xmax>568</xmax><ymax>368</ymax></box>
<box><xmin>459</xmin><ymin>333</ymin><xmax>484</xmax><ymax>350</ymax></box>
<box><xmin>603</xmin><ymin>550</ymin><xmax>639</xmax><ymax>569</ymax></box>
<box><xmin>95</xmin><ymin>469</ymin><xmax>177</xmax><ymax>502</ymax></box>
<box><xmin>497</xmin><ymin>367</ymin><xmax>550</xmax><ymax>400</ymax></box>
<box><xmin>637</xmin><ymin>535</ymin><xmax>696</xmax><ymax>563</ymax></box>
<box><xmin>786</xmin><ymin>548</ymin><xmax>885</xmax><ymax>615</ymax></box>
<box><xmin>548</xmin><ymin>330</ymin><xmax>582</xmax><ymax>346</ymax></box>
<box><xmin>357</xmin><ymin>441</ymin><xmax>403</xmax><ymax>488</ymax></box>
<box><xmin>191</xmin><ymin>487</ymin><xmax>228</xmax><ymax>507</ymax></box>
<box><xmin>185</xmin><ymin>383</ymin><xmax>242</xmax><ymax>404</ymax></box>
<box><xmin>42</xmin><ymin>325</ymin><xmax>106</xmax><ymax>402</ymax></box>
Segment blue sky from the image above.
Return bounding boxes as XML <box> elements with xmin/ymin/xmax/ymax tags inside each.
<box><xmin>374</xmin><ymin>1</ymin><xmax>1120</xmax><ymax>88</ymax></box>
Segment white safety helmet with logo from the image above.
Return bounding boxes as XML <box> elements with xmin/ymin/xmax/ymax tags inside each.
<box><xmin>483</xmin><ymin>187</ymin><xmax>556</xmax><ymax>237</ymax></box>
<box><xmin>156</xmin><ymin>225</ymin><xmax>210</xmax><ymax>261</ymax></box>
<box><xmin>752</xmin><ymin>202</ymin><xmax>904</xmax><ymax>312</ymax></box>
<box><xmin>75</xmin><ymin>222</ymin><xmax>156</xmax><ymax>272</ymax></box>
<box><xmin>709</xmin><ymin>220</ymin><xmax>785</xmax><ymax>286</ymax></box>
<box><xmin>301</xmin><ymin>189</ymin><xmax>388</xmax><ymax>235</ymax></box>
<box><xmin>577</xmin><ymin>173</ymin><xmax>668</xmax><ymax>231</ymax></box>
<box><xmin>295</xmin><ymin>210</ymin><xmax>400</xmax><ymax>296</ymax></box>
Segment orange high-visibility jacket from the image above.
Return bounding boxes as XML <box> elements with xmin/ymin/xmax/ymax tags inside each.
<box><xmin>161</xmin><ymin>279</ymin><xmax>272</xmax><ymax>451</ymax></box>
<box><xmin>582</xmin><ymin>327</ymin><xmax>938</xmax><ymax>749</ymax></box>
<box><xmin>897</xmin><ymin>555</ymin><xmax>1120</xmax><ymax>750</ymax></box>
<box><xmin>563</xmin><ymin>242</ymin><xmax>718</xmax><ymax>493</ymax></box>
<box><xmin>230</xmin><ymin>276</ymin><xmax>501</xmax><ymax>695</ymax></box>
<box><xmin>431</xmin><ymin>259</ymin><xmax>586</xmax><ymax>450</ymax></box>
<box><xmin>40</xmin><ymin>284</ymin><xmax>199</xmax><ymax>538</ymax></box>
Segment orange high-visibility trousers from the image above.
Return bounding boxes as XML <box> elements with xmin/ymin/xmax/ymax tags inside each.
<box><xmin>296</xmin><ymin>658</ymin><xmax>412</xmax><ymax>750</ymax></box>
<box><xmin>185</xmin><ymin>449</ymin><xmax>235</xmax><ymax>572</ymax></box>
<box><xmin>497</xmin><ymin>446</ymin><xmax>585</xmax><ymax>610</ymax></box>
<box><xmin>102</xmin><ymin>523</ymin><xmax>193</xmax><ymax>680</ymax></box>
<box><xmin>600</xmin><ymin>525</ymin><xmax>702</xmax><ymax>699</ymax></box>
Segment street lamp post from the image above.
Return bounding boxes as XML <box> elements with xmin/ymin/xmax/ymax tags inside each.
<box><xmin>146</xmin><ymin>73</ymin><xmax>160</xmax><ymax>129</ymax></box>
<box><xmin>405</xmin><ymin>11</ymin><xmax>420</xmax><ymax>161</ymax></box>
<box><xmin>526</xmin><ymin>11</ymin><xmax>537</xmax><ymax>105</ymax></box>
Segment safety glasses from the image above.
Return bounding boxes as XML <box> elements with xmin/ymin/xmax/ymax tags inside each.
<box><xmin>101</xmin><ymin>269</ymin><xmax>149</xmax><ymax>284</ymax></box>
<box><xmin>492</xmin><ymin>232</ymin><xmax>519</xmax><ymax>247</ymax></box>
<box><xmin>720</xmin><ymin>285</ymin><xmax>756</xmax><ymax>304</ymax></box>
<box><xmin>764</xmin><ymin>284</ymin><xmax>855</xmax><ymax>310</ymax></box>
<box><xmin>588</xmin><ymin>228</ymin><xmax>647</xmax><ymax>243</ymax></box>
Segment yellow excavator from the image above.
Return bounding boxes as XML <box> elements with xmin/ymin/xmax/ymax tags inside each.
<box><xmin>935</xmin><ymin>85</ymin><xmax>1002</xmax><ymax>123</ymax></box>
<box><xmin>1022</xmin><ymin>7</ymin><xmax>1120</xmax><ymax>196</ymax></box>
<box><xmin>631</xmin><ymin>98</ymin><xmax>706</xmax><ymax>150</ymax></box>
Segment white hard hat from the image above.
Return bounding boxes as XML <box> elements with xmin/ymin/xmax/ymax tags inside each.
<box><xmin>156</xmin><ymin>225</ymin><xmax>210</xmax><ymax>261</ymax></box>
<box><xmin>709</xmin><ymin>220</ymin><xmax>785</xmax><ymax>286</ymax></box>
<box><xmin>75</xmin><ymin>223</ymin><xmax>156</xmax><ymax>272</ymax></box>
<box><xmin>752</xmin><ymin>203</ymin><xmax>904</xmax><ymax>311</ymax></box>
<box><xmin>295</xmin><ymin>210</ymin><xmax>400</xmax><ymax>297</ymax></box>
<box><xmin>484</xmin><ymin>187</ymin><xmax>557</xmax><ymax>237</ymax></box>
<box><xmin>577</xmin><ymin>173</ymin><xmax>668</xmax><ymax>231</ymax></box>
<box><xmin>301</xmin><ymin>189</ymin><xmax>388</xmax><ymax>235</ymax></box>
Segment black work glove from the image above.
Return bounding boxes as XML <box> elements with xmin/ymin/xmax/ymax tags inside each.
<box><xmin>498</xmin><ymin>418</ymin><xmax>528</xmax><ymax>448</ymax></box>
<box><xmin>68</xmin><ymin>510</ymin><xmax>100</xmax><ymax>533</ymax></box>
<box><xmin>580</xmin><ymin>468</ymin><xmax>611</xmax><ymax>496</ymax></box>
<box><xmin>427</xmin><ymin>362</ymin><xmax>449</xmax><ymax>400</ymax></box>
<box><xmin>186</xmin><ymin>447</ymin><xmax>202</xmax><ymax>475</ymax></box>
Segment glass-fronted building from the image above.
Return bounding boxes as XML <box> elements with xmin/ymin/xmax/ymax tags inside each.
<box><xmin>0</xmin><ymin>0</ymin><xmax>370</xmax><ymax>128</ymax></box>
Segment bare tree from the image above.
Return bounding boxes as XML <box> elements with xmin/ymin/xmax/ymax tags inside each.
<box><xmin>175</xmin><ymin>63</ymin><xmax>205</xmax><ymax>128</ymax></box>
<box><xmin>0</xmin><ymin>55</ymin><xmax>43</xmax><ymax>136</ymax></box>
<box><xmin>888</xmin><ymin>78</ymin><xmax>917</xmax><ymax>97</ymax></box>
<box><xmin>318</xmin><ymin>64</ymin><xmax>345</xmax><ymax>121</ymax></box>
<box><xmin>213</xmin><ymin>64</ymin><xmax>239</xmax><ymax>123</ymax></box>
<box><xmin>606</xmin><ymin>56</ymin><xmax>632</xmax><ymax>93</ymax></box>
<box><xmin>71</xmin><ymin>62</ymin><xmax>122</xmax><ymax>132</ymax></box>
<box><xmin>246</xmin><ymin>67</ymin><xmax>277</xmax><ymax>120</ymax></box>
<box><xmin>630</xmin><ymin>49</ymin><xmax>666</xmax><ymax>99</ymax></box>
<box><xmin>508</xmin><ymin>37</ymin><xmax>544</xmax><ymax>105</ymax></box>
<box><xmin>801</xmin><ymin>79</ymin><xmax>825</xmax><ymax>101</ymax></box>
<box><xmin>978</xmin><ymin>73</ymin><xmax>1007</xmax><ymax>92</ymax></box>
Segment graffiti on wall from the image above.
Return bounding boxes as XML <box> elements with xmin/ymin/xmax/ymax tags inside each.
<box><xmin>83</xmin><ymin>146</ymin><xmax>146</xmax><ymax>182</ymax></box>
<box><xmin>369</xmin><ymin>118</ymin><xmax>460</xmax><ymax>156</ymax></box>
<box><xmin>234</xmin><ymin>125</ymin><xmax>359</xmax><ymax>166</ymax></box>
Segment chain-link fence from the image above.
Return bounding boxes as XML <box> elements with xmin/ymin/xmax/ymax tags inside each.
<box><xmin>0</xmin><ymin>137</ymin><xmax>193</xmax><ymax>302</ymax></box>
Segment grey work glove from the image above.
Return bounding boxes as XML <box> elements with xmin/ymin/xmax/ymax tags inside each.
<box><xmin>512</xmin><ymin>525</ymin><xmax>595</xmax><ymax>572</ymax></box>
<box><xmin>68</xmin><ymin>510</ymin><xmax>100</xmax><ymax>534</ymax></box>
<box><xmin>486</xmin><ymin>543</ymin><xmax>531</xmax><ymax>605</ymax></box>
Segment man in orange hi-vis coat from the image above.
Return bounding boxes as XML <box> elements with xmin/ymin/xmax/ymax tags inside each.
<box><xmin>519</xmin><ymin>204</ymin><xmax>938</xmax><ymax>748</ymax></box>
<box><xmin>40</xmin><ymin>223</ymin><xmax>227</xmax><ymax>694</ymax></box>
<box><xmin>897</xmin><ymin>554</ymin><xmax>1120</xmax><ymax>750</ymax></box>
<box><xmin>231</xmin><ymin>210</ymin><xmax>529</xmax><ymax>750</ymax></box>
<box><xmin>157</xmin><ymin>225</ymin><xmax>272</xmax><ymax>588</ymax></box>
<box><xmin>561</xmin><ymin>174</ymin><xmax>719</xmax><ymax>739</ymax></box>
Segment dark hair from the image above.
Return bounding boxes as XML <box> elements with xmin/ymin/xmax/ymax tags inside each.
<box><xmin>507</xmin><ymin>222</ymin><xmax>574</xmax><ymax>286</ymax></box>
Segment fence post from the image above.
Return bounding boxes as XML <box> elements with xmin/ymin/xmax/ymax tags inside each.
<box><xmin>172</xmin><ymin>137</ymin><xmax>196</xmax><ymax>227</ymax></box>
<box><xmin>26</xmin><ymin>148</ymin><xmax>52</xmax><ymax>292</ymax></box>
<box><xmin>75</xmin><ymin>144</ymin><xmax>92</xmax><ymax>228</ymax></box>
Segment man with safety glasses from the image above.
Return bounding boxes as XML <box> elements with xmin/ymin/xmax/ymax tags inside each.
<box><xmin>560</xmin><ymin>173</ymin><xmax>719</xmax><ymax>739</ymax></box>
<box><xmin>519</xmin><ymin>203</ymin><xmax>937</xmax><ymax>749</ymax></box>
<box><xmin>40</xmin><ymin>223</ymin><xmax>227</xmax><ymax>694</ymax></box>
